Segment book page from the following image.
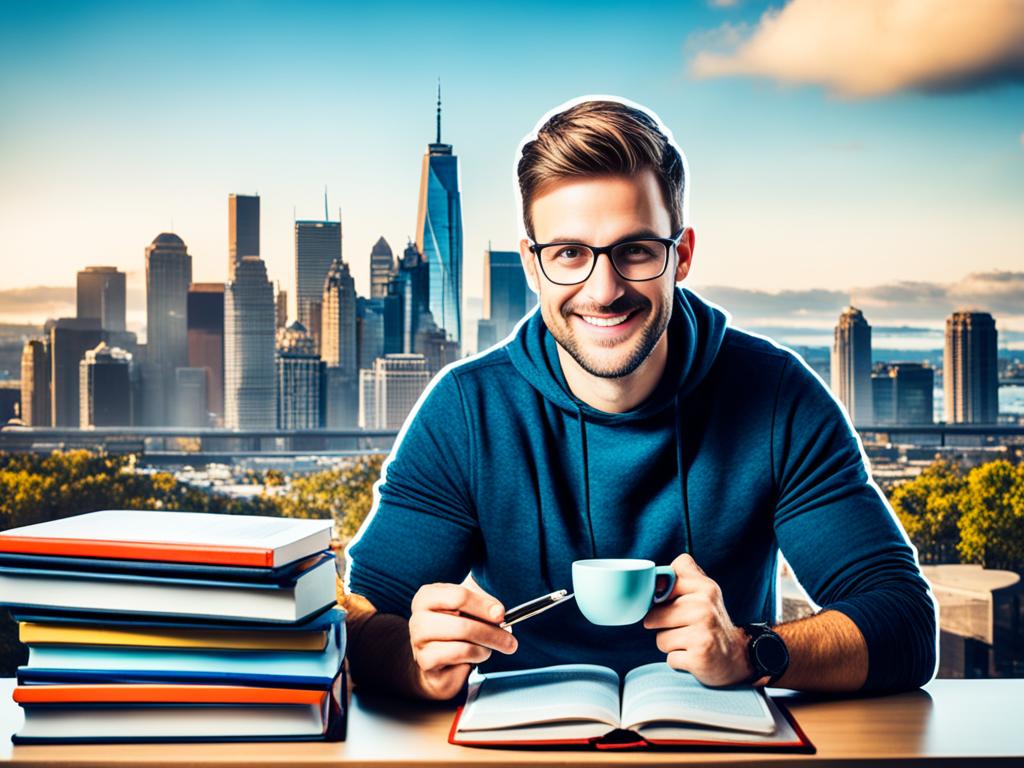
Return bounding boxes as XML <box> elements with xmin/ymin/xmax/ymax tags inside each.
<box><xmin>621</xmin><ymin>663</ymin><xmax>774</xmax><ymax>734</ymax></box>
<box><xmin>638</xmin><ymin>695</ymin><xmax>802</xmax><ymax>745</ymax></box>
<box><xmin>457</xmin><ymin>664</ymin><xmax>621</xmax><ymax>732</ymax></box>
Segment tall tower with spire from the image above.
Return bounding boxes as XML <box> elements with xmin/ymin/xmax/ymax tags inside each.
<box><xmin>414</xmin><ymin>79</ymin><xmax>464</xmax><ymax>354</ymax></box>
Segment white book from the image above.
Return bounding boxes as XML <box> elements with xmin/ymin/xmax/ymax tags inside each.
<box><xmin>452</xmin><ymin>663</ymin><xmax>810</xmax><ymax>750</ymax></box>
<box><xmin>0</xmin><ymin>553</ymin><xmax>338</xmax><ymax>623</ymax></box>
<box><xmin>0</xmin><ymin>510</ymin><xmax>333</xmax><ymax>568</ymax></box>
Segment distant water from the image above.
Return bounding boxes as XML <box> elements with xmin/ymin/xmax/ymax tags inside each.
<box><xmin>933</xmin><ymin>385</ymin><xmax>1024</xmax><ymax>421</ymax></box>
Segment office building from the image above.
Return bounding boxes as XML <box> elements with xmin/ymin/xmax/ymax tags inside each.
<box><xmin>945</xmin><ymin>311</ymin><xmax>999</xmax><ymax>424</ymax></box>
<box><xmin>49</xmin><ymin>317</ymin><xmax>103</xmax><ymax>427</ymax></box>
<box><xmin>357</xmin><ymin>298</ymin><xmax>386</xmax><ymax>371</ymax></box>
<box><xmin>20</xmin><ymin>338</ymin><xmax>51</xmax><ymax>426</ymax></box>
<box><xmin>324</xmin><ymin>366</ymin><xmax>358</xmax><ymax>429</ymax></box>
<box><xmin>476</xmin><ymin>319</ymin><xmax>498</xmax><ymax>352</ymax></box>
<box><xmin>276</xmin><ymin>285</ymin><xmax>288</xmax><ymax>330</ymax></box>
<box><xmin>394</xmin><ymin>240</ymin><xmax>430</xmax><ymax>354</ymax></box>
<box><xmin>831</xmin><ymin>306</ymin><xmax>873</xmax><ymax>427</ymax></box>
<box><xmin>872</xmin><ymin>363</ymin><xmax>934</xmax><ymax>426</ymax></box>
<box><xmin>175</xmin><ymin>367</ymin><xmax>208</xmax><ymax>427</ymax></box>
<box><xmin>144</xmin><ymin>232</ymin><xmax>192</xmax><ymax>426</ymax></box>
<box><xmin>482</xmin><ymin>248</ymin><xmax>535</xmax><ymax>347</ymax></box>
<box><xmin>415</xmin><ymin>84</ymin><xmax>463</xmax><ymax>352</ymax></box>
<box><xmin>370</xmin><ymin>236</ymin><xmax>395</xmax><ymax>299</ymax></box>
<box><xmin>359</xmin><ymin>353</ymin><xmax>431</xmax><ymax>430</ymax></box>
<box><xmin>295</xmin><ymin>218</ymin><xmax>341</xmax><ymax>349</ymax></box>
<box><xmin>76</xmin><ymin>266</ymin><xmax>126</xmax><ymax>331</ymax></box>
<box><xmin>415</xmin><ymin>313</ymin><xmax>458</xmax><ymax>376</ymax></box>
<box><xmin>276</xmin><ymin>321</ymin><xmax>324</xmax><ymax>429</ymax></box>
<box><xmin>79</xmin><ymin>342</ymin><xmax>132</xmax><ymax>427</ymax></box>
<box><xmin>228</xmin><ymin>193</ymin><xmax>260</xmax><ymax>280</ymax></box>
<box><xmin>321</xmin><ymin>258</ymin><xmax>358</xmax><ymax>378</ymax></box>
<box><xmin>224</xmin><ymin>256</ymin><xmax>276</xmax><ymax>429</ymax></box>
<box><xmin>187</xmin><ymin>283</ymin><xmax>225</xmax><ymax>424</ymax></box>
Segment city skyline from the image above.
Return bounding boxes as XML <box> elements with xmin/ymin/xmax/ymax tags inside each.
<box><xmin>1</xmin><ymin>1</ymin><xmax>1022</xmax><ymax>351</ymax></box>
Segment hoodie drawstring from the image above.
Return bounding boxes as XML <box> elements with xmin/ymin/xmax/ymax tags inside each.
<box><xmin>577</xmin><ymin>406</ymin><xmax>597</xmax><ymax>559</ymax></box>
<box><xmin>674</xmin><ymin>392</ymin><xmax>694</xmax><ymax>557</ymax></box>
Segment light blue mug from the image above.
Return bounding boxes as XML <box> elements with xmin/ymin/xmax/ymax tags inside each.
<box><xmin>572</xmin><ymin>558</ymin><xmax>677</xmax><ymax>626</ymax></box>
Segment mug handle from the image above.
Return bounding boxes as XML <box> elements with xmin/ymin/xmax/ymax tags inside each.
<box><xmin>652</xmin><ymin>565</ymin><xmax>677</xmax><ymax>604</ymax></box>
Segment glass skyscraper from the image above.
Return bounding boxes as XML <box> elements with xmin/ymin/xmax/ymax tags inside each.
<box><xmin>225</xmin><ymin>256</ymin><xmax>276</xmax><ymax>429</ymax></box>
<box><xmin>295</xmin><ymin>218</ymin><xmax>342</xmax><ymax>349</ymax></box>
<box><xmin>415</xmin><ymin>84</ymin><xmax>463</xmax><ymax>353</ymax></box>
<box><xmin>831</xmin><ymin>306</ymin><xmax>873</xmax><ymax>427</ymax></box>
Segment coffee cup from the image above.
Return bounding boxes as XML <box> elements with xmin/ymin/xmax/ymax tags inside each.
<box><xmin>571</xmin><ymin>558</ymin><xmax>677</xmax><ymax>626</ymax></box>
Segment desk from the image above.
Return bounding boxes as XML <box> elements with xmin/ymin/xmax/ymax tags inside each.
<box><xmin>0</xmin><ymin>678</ymin><xmax>1022</xmax><ymax>766</ymax></box>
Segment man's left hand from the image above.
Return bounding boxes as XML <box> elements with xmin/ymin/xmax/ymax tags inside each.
<box><xmin>643</xmin><ymin>553</ymin><xmax>759</xmax><ymax>687</ymax></box>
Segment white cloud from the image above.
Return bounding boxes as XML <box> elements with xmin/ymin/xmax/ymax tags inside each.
<box><xmin>690</xmin><ymin>0</ymin><xmax>1024</xmax><ymax>97</ymax></box>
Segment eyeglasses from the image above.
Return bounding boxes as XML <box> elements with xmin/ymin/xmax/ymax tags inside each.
<box><xmin>528</xmin><ymin>228</ymin><xmax>685</xmax><ymax>286</ymax></box>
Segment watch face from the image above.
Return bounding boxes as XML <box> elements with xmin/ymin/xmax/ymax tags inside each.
<box><xmin>753</xmin><ymin>634</ymin><xmax>789</xmax><ymax>675</ymax></box>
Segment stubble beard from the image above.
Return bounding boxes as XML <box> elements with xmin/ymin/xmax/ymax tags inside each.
<box><xmin>550</xmin><ymin>291</ymin><xmax>673</xmax><ymax>379</ymax></box>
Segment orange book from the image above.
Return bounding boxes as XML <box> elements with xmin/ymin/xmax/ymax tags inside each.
<box><xmin>14</xmin><ymin>684</ymin><xmax>326</xmax><ymax>706</ymax></box>
<box><xmin>0</xmin><ymin>510</ymin><xmax>332</xmax><ymax>567</ymax></box>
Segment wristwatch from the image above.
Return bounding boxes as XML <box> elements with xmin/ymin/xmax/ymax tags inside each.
<box><xmin>741</xmin><ymin>622</ymin><xmax>789</xmax><ymax>685</ymax></box>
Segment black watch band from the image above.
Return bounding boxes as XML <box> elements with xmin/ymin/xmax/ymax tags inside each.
<box><xmin>742</xmin><ymin>622</ymin><xmax>789</xmax><ymax>686</ymax></box>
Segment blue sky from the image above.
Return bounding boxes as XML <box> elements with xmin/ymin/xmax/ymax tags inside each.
<box><xmin>1</xmin><ymin>0</ymin><xmax>1022</xmax><ymax>350</ymax></box>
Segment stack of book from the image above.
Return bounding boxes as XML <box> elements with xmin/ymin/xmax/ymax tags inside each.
<box><xmin>0</xmin><ymin>509</ymin><xmax>347</xmax><ymax>744</ymax></box>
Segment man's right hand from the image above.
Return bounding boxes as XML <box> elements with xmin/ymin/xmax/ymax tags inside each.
<box><xmin>408</xmin><ymin>582</ymin><xmax>519</xmax><ymax>700</ymax></box>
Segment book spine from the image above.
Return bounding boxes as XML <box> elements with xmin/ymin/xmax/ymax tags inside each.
<box><xmin>0</xmin><ymin>537</ymin><xmax>274</xmax><ymax>567</ymax></box>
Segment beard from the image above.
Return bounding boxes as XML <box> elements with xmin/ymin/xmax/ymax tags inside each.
<box><xmin>548</xmin><ymin>290</ymin><xmax>673</xmax><ymax>379</ymax></box>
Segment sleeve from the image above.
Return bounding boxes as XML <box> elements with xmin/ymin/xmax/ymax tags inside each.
<box><xmin>771</xmin><ymin>354</ymin><xmax>938</xmax><ymax>694</ymax></box>
<box><xmin>343</xmin><ymin>371</ymin><xmax>480</xmax><ymax>619</ymax></box>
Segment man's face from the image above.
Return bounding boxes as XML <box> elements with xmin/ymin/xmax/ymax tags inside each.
<box><xmin>519</xmin><ymin>169</ymin><xmax>693</xmax><ymax>379</ymax></box>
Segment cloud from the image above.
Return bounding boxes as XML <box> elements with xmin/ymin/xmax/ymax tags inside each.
<box><xmin>689</xmin><ymin>0</ymin><xmax>1024</xmax><ymax>97</ymax></box>
<box><xmin>695</xmin><ymin>270</ymin><xmax>1024</xmax><ymax>326</ymax></box>
<box><xmin>0</xmin><ymin>286</ymin><xmax>75</xmax><ymax>316</ymax></box>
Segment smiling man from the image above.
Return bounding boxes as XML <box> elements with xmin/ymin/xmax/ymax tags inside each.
<box><xmin>343</xmin><ymin>97</ymin><xmax>938</xmax><ymax>701</ymax></box>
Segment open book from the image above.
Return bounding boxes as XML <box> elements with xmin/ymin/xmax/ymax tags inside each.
<box><xmin>449</xmin><ymin>662</ymin><xmax>814</xmax><ymax>752</ymax></box>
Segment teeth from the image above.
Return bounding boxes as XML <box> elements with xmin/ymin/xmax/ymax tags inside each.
<box><xmin>581</xmin><ymin>312</ymin><xmax>631</xmax><ymax>327</ymax></box>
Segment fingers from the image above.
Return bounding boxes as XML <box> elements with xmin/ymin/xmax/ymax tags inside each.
<box><xmin>416</xmin><ymin>640</ymin><xmax>493</xmax><ymax>672</ymax></box>
<box><xmin>643</xmin><ymin>596</ymin><xmax>713</xmax><ymax>630</ymax></box>
<box><xmin>410</xmin><ymin>610</ymin><xmax>518</xmax><ymax>655</ymax></box>
<box><xmin>412</xmin><ymin>582</ymin><xmax>505</xmax><ymax>623</ymax></box>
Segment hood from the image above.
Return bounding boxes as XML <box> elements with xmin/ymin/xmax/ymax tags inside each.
<box><xmin>507</xmin><ymin>286</ymin><xmax>728</xmax><ymax>420</ymax></box>
<box><xmin>506</xmin><ymin>286</ymin><xmax>729</xmax><ymax>574</ymax></box>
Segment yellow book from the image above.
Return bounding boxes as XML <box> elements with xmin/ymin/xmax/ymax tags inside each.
<box><xmin>18</xmin><ymin>622</ymin><xmax>328</xmax><ymax>652</ymax></box>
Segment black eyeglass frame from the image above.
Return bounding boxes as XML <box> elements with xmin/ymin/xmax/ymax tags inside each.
<box><xmin>527</xmin><ymin>227</ymin><xmax>687</xmax><ymax>286</ymax></box>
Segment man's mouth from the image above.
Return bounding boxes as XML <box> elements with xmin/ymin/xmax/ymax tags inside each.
<box><xmin>578</xmin><ymin>311</ymin><xmax>634</xmax><ymax>327</ymax></box>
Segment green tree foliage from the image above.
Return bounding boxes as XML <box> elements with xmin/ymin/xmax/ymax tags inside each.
<box><xmin>889</xmin><ymin>458</ymin><xmax>1024</xmax><ymax>571</ymax></box>
<box><xmin>957</xmin><ymin>460</ymin><xmax>1024</xmax><ymax>571</ymax></box>
<box><xmin>889</xmin><ymin>460</ymin><xmax>966</xmax><ymax>564</ymax></box>
<box><xmin>273</xmin><ymin>454</ymin><xmax>386</xmax><ymax>544</ymax></box>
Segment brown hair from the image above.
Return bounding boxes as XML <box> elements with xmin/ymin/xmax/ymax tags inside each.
<box><xmin>517</xmin><ymin>99</ymin><xmax>685</xmax><ymax>241</ymax></box>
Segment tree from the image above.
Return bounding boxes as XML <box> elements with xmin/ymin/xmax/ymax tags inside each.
<box><xmin>958</xmin><ymin>460</ymin><xmax>1024</xmax><ymax>570</ymax></box>
<box><xmin>889</xmin><ymin>460</ymin><xmax>966</xmax><ymax>564</ymax></box>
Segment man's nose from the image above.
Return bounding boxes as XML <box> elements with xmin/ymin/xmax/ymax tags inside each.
<box><xmin>583</xmin><ymin>252</ymin><xmax>626</xmax><ymax>307</ymax></box>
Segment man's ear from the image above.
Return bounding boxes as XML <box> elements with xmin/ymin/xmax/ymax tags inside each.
<box><xmin>674</xmin><ymin>227</ymin><xmax>695</xmax><ymax>283</ymax></box>
<box><xmin>519</xmin><ymin>238</ymin><xmax>540</xmax><ymax>295</ymax></box>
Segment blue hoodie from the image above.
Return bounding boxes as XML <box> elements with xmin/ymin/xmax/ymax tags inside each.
<box><xmin>345</xmin><ymin>286</ymin><xmax>937</xmax><ymax>693</ymax></box>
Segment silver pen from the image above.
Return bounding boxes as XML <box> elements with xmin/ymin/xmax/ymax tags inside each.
<box><xmin>499</xmin><ymin>589</ymin><xmax>574</xmax><ymax>629</ymax></box>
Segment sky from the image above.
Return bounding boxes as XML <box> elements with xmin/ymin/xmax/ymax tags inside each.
<box><xmin>1</xmin><ymin>0</ymin><xmax>1022</xmax><ymax>351</ymax></box>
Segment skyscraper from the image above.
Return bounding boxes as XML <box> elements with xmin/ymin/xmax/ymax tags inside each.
<box><xmin>321</xmin><ymin>258</ymin><xmax>357</xmax><ymax>378</ymax></box>
<box><xmin>415</xmin><ymin>83</ymin><xmax>463</xmax><ymax>353</ymax></box>
<box><xmin>224</xmin><ymin>256</ymin><xmax>276</xmax><ymax>429</ymax></box>
<box><xmin>872</xmin><ymin>363</ymin><xmax>934</xmax><ymax>426</ymax></box>
<box><xmin>228</xmin><ymin>194</ymin><xmax>260</xmax><ymax>281</ymax></box>
<box><xmin>359</xmin><ymin>353</ymin><xmax>431</xmax><ymax>430</ymax></box>
<box><xmin>357</xmin><ymin>297</ymin><xmax>386</xmax><ymax>371</ymax></box>
<box><xmin>175</xmin><ymin>367</ymin><xmax>208</xmax><ymax>427</ymax></box>
<box><xmin>187</xmin><ymin>283</ymin><xmax>225</xmax><ymax>424</ymax></box>
<box><xmin>77</xmin><ymin>266</ymin><xmax>126</xmax><ymax>331</ymax></box>
<box><xmin>831</xmin><ymin>306</ymin><xmax>873</xmax><ymax>427</ymax></box>
<box><xmin>79</xmin><ymin>342</ymin><xmax>133</xmax><ymax>427</ymax></box>
<box><xmin>944</xmin><ymin>311</ymin><xmax>998</xmax><ymax>424</ymax></box>
<box><xmin>295</xmin><ymin>218</ymin><xmax>341</xmax><ymax>349</ymax></box>
<box><xmin>370</xmin><ymin>236</ymin><xmax>395</xmax><ymax>299</ymax></box>
<box><xmin>50</xmin><ymin>317</ymin><xmax>104</xmax><ymax>427</ymax></box>
<box><xmin>397</xmin><ymin>240</ymin><xmax>430</xmax><ymax>354</ymax></box>
<box><xmin>275</xmin><ymin>285</ymin><xmax>288</xmax><ymax>330</ymax></box>
<box><xmin>144</xmin><ymin>233</ymin><xmax>192</xmax><ymax>426</ymax></box>
<box><xmin>20</xmin><ymin>338</ymin><xmax>51</xmax><ymax>426</ymax></box>
<box><xmin>276</xmin><ymin>321</ymin><xmax>324</xmax><ymax>429</ymax></box>
<box><xmin>482</xmin><ymin>247</ymin><xmax>535</xmax><ymax>347</ymax></box>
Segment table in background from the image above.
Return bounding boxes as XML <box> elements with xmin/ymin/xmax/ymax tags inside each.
<box><xmin>1</xmin><ymin>678</ymin><xmax>1022</xmax><ymax>767</ymax></box>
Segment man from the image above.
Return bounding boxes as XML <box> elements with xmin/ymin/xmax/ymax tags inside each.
<box><xmin>343</xmin><ymin>97</ymin><xmax>938</xmax><ymax>702</ymax></box>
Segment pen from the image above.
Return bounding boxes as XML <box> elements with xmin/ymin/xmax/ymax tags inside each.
<box><xmin>498</xmin><ymin>589</ymin><xmax>574</xmax><ymax>629</ymax></box>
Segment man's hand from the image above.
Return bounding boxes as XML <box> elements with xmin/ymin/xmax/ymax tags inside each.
<box><xmin>642</xmin><ymin>553</ymin><xmax>757</xmax><ymax>687</ymax></box>
<box><xmin>408</xmin><ymin>582</ymin><xmax>519</xmax><ymax>700</ymax></box>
